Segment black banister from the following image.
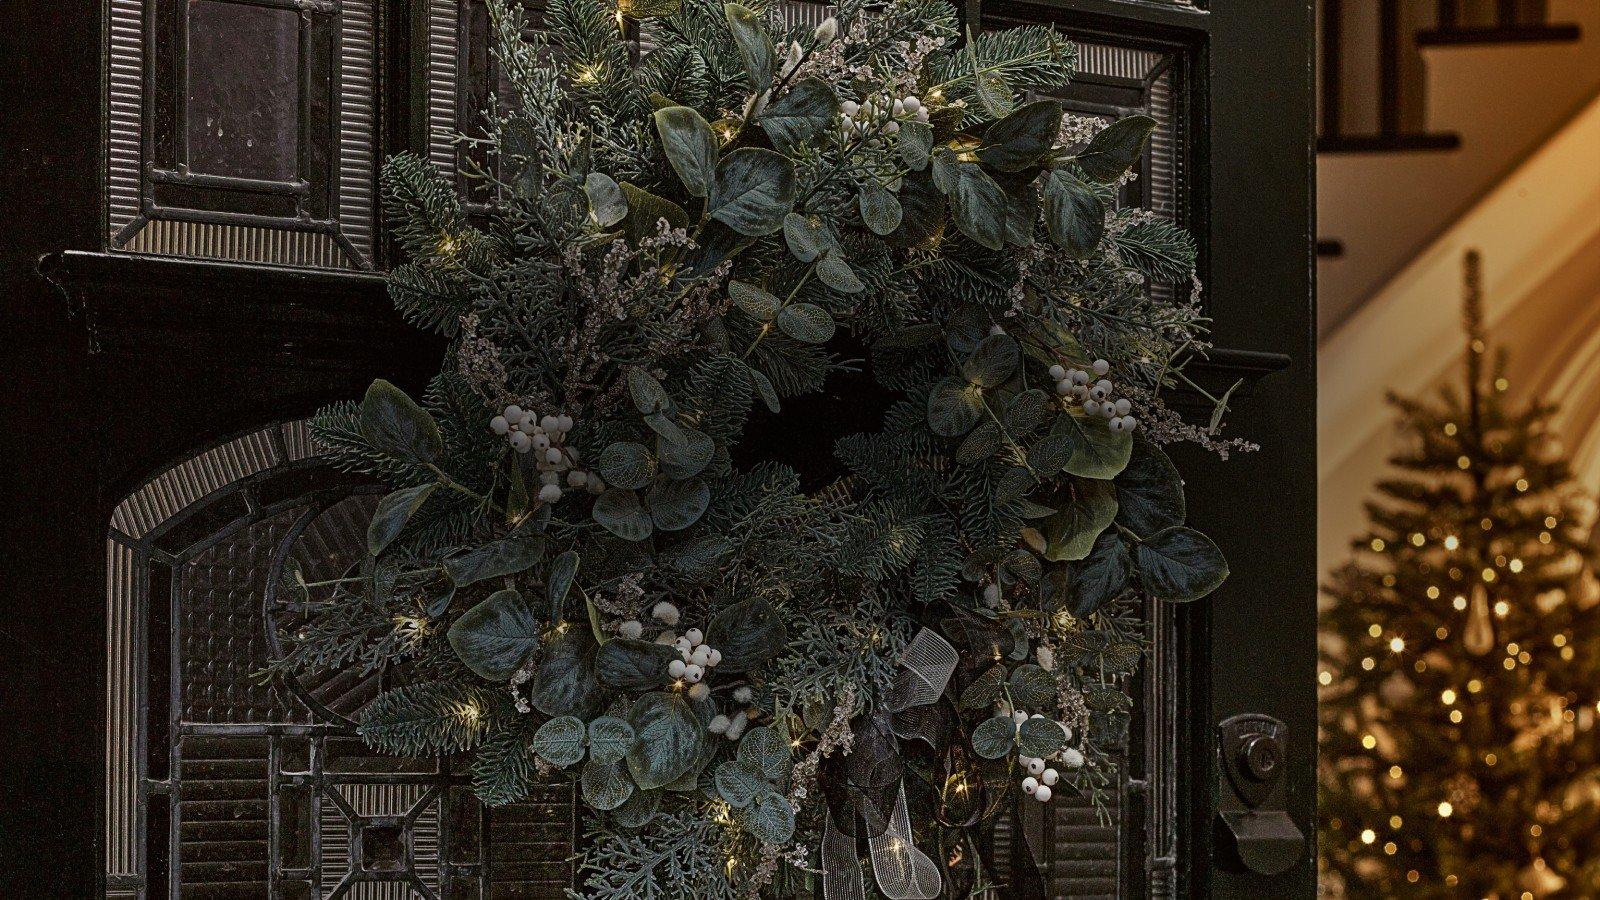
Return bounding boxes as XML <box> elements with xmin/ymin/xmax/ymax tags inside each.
<box><xmin>1419</xmin><ymin>0</ymin><xmax>1579</xmax><ymax>46</ymax></box>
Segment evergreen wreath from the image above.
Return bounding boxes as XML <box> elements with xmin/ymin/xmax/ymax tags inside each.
<box><xmin>275</xmin><ymin>0</ymin><xmax>1241</xmax><ymax>895</ymax></box>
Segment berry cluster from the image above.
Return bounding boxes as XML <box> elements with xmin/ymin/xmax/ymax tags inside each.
<box><xmin>1049</xmin><ymin>360</ymin><xmax>1139</xmax><ymax>433</ymax></box>
<box><xmin>839</xmin><ymin>92</ymin><xmax>930</xmax><ymax>145</ymax></box>
<box><xmin>618</xmin><ymin>603</ymin><xmax>724</xmax><ymax>702</ymax></box>
<box><xmin>1009</xmin><ymin>710</ymin><xmax>1086</xmax><ymax>804</ymax></box>
<box><xmin>488</xmin><ymin>404</ymin><xmax>605</xmax><ymax>503</ymax></box>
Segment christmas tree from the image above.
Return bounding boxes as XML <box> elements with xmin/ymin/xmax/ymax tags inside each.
<box><xmin>1319</xmin><ymin>250</ymin><xmax>1600</xmax><ymax>898</ymax></box>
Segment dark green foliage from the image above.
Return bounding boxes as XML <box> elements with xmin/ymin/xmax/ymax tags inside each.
<box><xmin>359</xmin><ymin>682</ymin><xmax>501</xmax><ymax>756</ymax></box>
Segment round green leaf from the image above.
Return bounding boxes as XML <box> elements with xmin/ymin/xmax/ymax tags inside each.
<box><xmin>927</xmin><ymin>378</ymin><xmax>983</xmax><ymax>437</ymax></box>
<box><xmin>646</xmin><ymin>477</ymin><xmax>711</xmax><ymax>532</ymax></box>
<box><xmin>656</xmin><ymin>428</ymin><xmax>714</xmax><ymax>480</ymax></box>
<box><xmin>859</xmin><ymin>182</ymin><xmax>903</xmax><ymax>235</ymax></box>
<box><xmin>359</xmin><ymin>379</ymin><xmax>442</xmax><ymax>464</ymax></box>
<box><xmin>593</xmin><ymin>489</ymin><xmax>655</xmax><ymax>542</ymax></box>
<box><xmin>708</xmin><ymin>147</ymin><xmax>795</xmax><ymax>237</ymax></box>
<box><xmin>815</xmin><ymin>252</ymin><xmax>865</xmax><ymax>294</ymax></box>
<box><xmin>596</xmin><ymin>638</ymin><xmax>678</xmax><ymax>690</ymax></box>
<box><xmin>1042</xmin><ymin>479</ymin><xmax>1119</xmax><ymax>563</ymax></box>
<box><xmin>705</xmin><ymin>599</ymin><xmax>787</xmax><ymax>674</ymax></box>
<box><xmin>587</xmin><ymin>715</ymin><xmax>638</xmax><ymax>765</ymax></box>
<box><xmin>1134</xmin><ymin>526</ymin><xmax>1228</xmax><ymax>602</ymax></box>
<box><xmin>730</xmin><ymin>280</ymin><xmax>780</xmax><ymax>321</ymax></box>
<box><xmin>715</xmin><ymin>759</ymin><xmax>766</xmax><ymax>809</ymax></box>
<box><xmin>625</xmin><ymin>692</ymin><xmax>705</xmax><ymax>789</ymax></box>
<box><xmin>782</xmin><ymin>212</ymin><xmax>829</xmax><ymax>263</ymax></box>
<box><xmin>1062</xmin><ymin>416</ymin><xmax>1134</xmax><ymax>480</ymax></box>
<box><xmin>962</xmin><ymin>334</ymin><xmax>1020</xmax><ymax>388</ymax></box>
<box><xmin>734</xmin><ymin>725</ymin><xmax>791</xmax><ymax>781</ymax></box>
<box><xmin>530</xmin><ymin>627</ymin><xmax>608</xmax><ymax>719</ymax></box>
<box><xmin>1008</xmin><ymin>664</ymin><xmax>1057</xmax><ymax>709</ymax></box>
<box><xmin>447</xmin><ymin>588</ymin><xmax>542</xmax><ymax>681</ymax></box>
<box><xmin>530</xmin><ymin>715</ymin><xmax>587</xmax><ymax>767</ymax></box>
<box><xmin>971</xmin><ymin>715</ymin><xmax>1017</xmax><ymax>759</ymax></box>
<box><xmin>759</xmin><ymin>78</ymin><xmax>838</xmax><ymax>153</ymax></box>
<box><xmin>1017</xmin><ymin>716</ymin><xmax>1067</xmax><ymax>757</ymax></box>
<box><xmin>582</xmin><ymin>757</ymin><xmax>636</xmax><ymax>811</ymax></box>
<box><xmin>1114</xmin><ymin>438</ymin><xmax>1186</xmax><ymax>536</ymax></box>
<box><xmin>653</xmin><ymin>106</ymin><xmax>718</xmax><ymax>198</ymax></box>
<box><xmin>598</xmin><ymin>442</ymin><xmax>656</xmax><ymax>491</ymax></box>
<box><xmin>776</xmin><ymin>303</ymin><xmax>835</xmax><ymax>343</ymax></box>
<box><xmin>1071</xmin><ymin>531</ymin><xmax>1132</xmax><ymax>616</ymax></box>
<box><xmin>743</xmin><ymin>791</ymin><xmax>796</xmax><ymax>844</ymax></box>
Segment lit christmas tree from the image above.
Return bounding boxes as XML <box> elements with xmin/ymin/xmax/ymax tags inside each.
<box><xmin>1319</xmin><ymin>250</ymin><xmax>1600</xmax><ymax>898</ymax></box>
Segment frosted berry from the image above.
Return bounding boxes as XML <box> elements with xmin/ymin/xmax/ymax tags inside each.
<box><xmin>1026</xmin><ymin>757</ymin><xmax>1046</xmax><ymax>776</ymax></box>
<box><xmin>1083</xmin><ymin>400</ymin><xmax>1101</xmax><ymax>417</ymax></box>
<box><xmin>705</xmin><ymin>647</ymin><xmax>722</xmax><ymax>667</ymax></box>
<box><xmin>668</xmin><ymin>659</ymin><xmax>688</xmax><ymax>679</ymax></box>
<box><xmin>618</xmin><ymin>620</ymin><xmax>644</xmax><ymax>640</ymax></box>
<box><xmin>1048</xmin><ymin>364</ymin><xmax>1066</xmax><ymax>381</ymax></box>
<box><xmin>1113</xmin><ymin>398</ymin><xmax>1132</xmax><ymax>416</ymax></box>
<box><xmin>1021</xmin><ymin>776</ymin><xmax>1038</xmax><ymax>795</ymax></box>
<box><xmin>538</xmin><ymin>484</ymin><xmax>563</xmax><ymax>503</ymax></box>
<box><xmin>1092</xmin><ymin>359</ymin><xmax>1110</xmax><ymax>376</ymax></box>
<box><xmin>683</xmin><ymin>664</ymin><xmax>704</xmax><ymax>683</ymax></box>
<box><xmin>490</xmin><ymin>416</ymin><xmax>511</xmax><ymax>435</ymax></box>
<box><xmin>685</xmin><ymin>627</ymin><xmax>704</xmax><ymax>646</ymax></box>
<box><xmin>652</xmin><ymin>602</ymin><xmax>681</xmax><ymax>626</ymax></box>
<box><xmin>690</xmin><ymin>645</ymin><xmax>711</xmax><ymax>667</ymax></box>
<box><xmin>510</xmin><ymin>432</ymin><xmax>532</xmax><ymax>453</ymax></box>
<box><xmin>1041</xmin><ymin>768</ymin><xmax>1059</xmax><ymax>786</ymax></box>
<box><xmin>1062</xmin><ymin>747</ymin><xmax>1085</xmax><ymax>769</ymax></box>
<box><xmin>504</xmin><ymin>404</ymin><xmax>524</xmax><ymax>422</ymax></box>
<box><xmin>1034</xmin><ymin>784</ymin><xmax>1053</xmax><ymax>803</ymax></box>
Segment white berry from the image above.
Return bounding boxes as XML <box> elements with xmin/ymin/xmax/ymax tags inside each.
<box><xmin>1109</xmin><ymin>417</ymin><xmax>1127</xmax><ymax>433</ymax></box>
<box><xmin>841</xmin><ymin>100</ymin><xmax>860</xmax><ymax>116</ymax></box>
<box><xmin>1059</xmin><ymin>722</ymin><xmax>1074</xmax><ymax>742</ymax></box>
<box><xmin>1048</xmin><ymin>364</ymin><xmax>1066</xmax><ymax>381</ymax></box>
<box><xmin>1021</xmin><ymin>776</ymin><xmax>1038</xmax><ymax>795</ymax></box>
<box><xmin>1041</xmin><ymin>768</ymin><xmax>1059</xmax><ymax>786</ymax></box>
<box><xmin>1070</xmin><ymin>369</ymin><xmax>1090</xmax><ymax>386</ymax></box>
<box><xmin>685</xmin><ymin>628</ymin><xmax>704</xmax><ymax>646</ymax></box>
<box><xmin>652</xmin><ymin>602</ymin><xmax>681</xmax><ymax>625</ymax></box>
<box><xmin>683</xmin><ymin>664</ymin><xmax>704</xmax><ymax>683</ymax></box>
<box><xmin>668</xmin><ymin>659</ymin><xmax>688</xmax><ymax>679</ymax></box>
<box><xmin>1056</xmin><ymin>380</ymin><xmax>1074</xmax><ymax>396</ymax></box>
<box><xmin>673</xmin><ymin>637</ymin><xmax>692</xmax><ymax>653</ymax></box>
<box><xmin>1062</xmin><ymin>747</ymin><xmax>1085</xmax><ymax>769</ymax></box>
<box><xmin>1092</xmin><ymin>359</ymin><xmax>1110</xmax><ymax>376</ymax></box>
<box><xmin>540</xmin><ymin>414</ymin><xmax>559</xmax><ymax>432</ymax></box>
<box><xmin>490</xmin><ymin>416</ymin><xmax>511</xmax><ymax>435</ymax></box>
<box><xmin>1034</xmin><ymin>784</ymin><xmax>1053</xmax><ymax>803</ymax></box>
<box><xmin>510</xmin><ymin>432</ymin><xmax>532</xmax><ymax>453</ymax></box>
<box><xmin>1013</xmin><ymin>711</ymin><xmax>1029</xmax><ymax>725</ymax></box>
<box><xmin>538</xmin><ymin>484</ymin><xmax>562</xmax><ymax>503</ymax></box>
<box><xmin>1027</xmin><ymin>757</ymin><xmax>1046</xmax><ymax>776</ymax></box>
<box><xmin>1091</xmin><ymin>380</ymin><xmax>1112</xmax><ymax>400</ymax></box>
<box><xmin>688</xmin><ymin>682</ymin><xmax>710</xmax><ymax>701</ymax></box>
<box><xmin>504</xmin><ymin>404</ymin><xmax>523</xmax><ymax>421</ymax></box>
<box><xmin>1113</xmin><ymin>398</ymin><xmax>1132</xmax><ymax>416</ymax></box>
<box><xmin>1083</xmin><ymin>400</ymin><xmax>1101</xmax><ymax>416</ymax></box>
<box><xmin>902</xmin><ymin>96</ymin><xmax>921</xmax><ymax>114</ymax></box>
<box><xmin>733</xmin><ymin>686</ymin><xmax>753</xmax><ymax>703</ymax></box>
<box><xmin>708</xmin><ymin>714</ymin><xmax>731</xmax><ymax>734</ymax></box>
<box><xmin>557</xmin><ymin>414</ymin><xmax>574</xmax><ymax>432</ymax></box>
<box><xmin>544</xmin><ymin>448</ymin><xmax>563</xmax><ymax>465</ymax></box>
<box><xmin>618</xmin><ymin>620</ymin><xmax>644</xmax><ymax>640</ymax></box>
<box><xmin>690</xmin><ymin>645</ymin><xmax>711</xmax><ymax>667</ymax></box>
<box><xmin>705</xmin><ymin>647</ymin><xmax>722</xmax><ymax>667</ymax></box>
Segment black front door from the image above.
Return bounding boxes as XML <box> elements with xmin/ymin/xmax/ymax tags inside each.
<box><xmin>0</xmin><ymin>1</ymin><xmax>1314</xmax><ymax>896</ymax></box>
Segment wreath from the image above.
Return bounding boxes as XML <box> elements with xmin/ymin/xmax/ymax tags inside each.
<box><xmin>276</xmin><ymin>0</ymin><xmax>1242</xmax><ymax>896</ymax></box>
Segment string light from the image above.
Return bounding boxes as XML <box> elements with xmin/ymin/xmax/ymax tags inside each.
<box><xmin>1444</xmin><ymin>535</ymin><xmax>1460</xmax><ymax>550</ymax></box>
<box><xmin>1438</xmin><ymin>801</ymin><xmax>1454</xmax><ymax>818</ymax></box>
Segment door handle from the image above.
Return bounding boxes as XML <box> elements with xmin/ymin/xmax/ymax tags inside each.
<box><xmin>1214</xmin><ymin>713</ymin><xmax>1306</xmax><ymax>876</ymax></box>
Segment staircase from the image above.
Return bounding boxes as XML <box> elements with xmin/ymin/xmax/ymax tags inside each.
<box><xmin>1317</xmin><ymin>0</ymin><xmax>1600</xmax><ymax>335</ymax></box>
<box><xmin>1316</xmin><ymin>0</ymin><xmax>1600</xmax><ymax>576</ymax></box>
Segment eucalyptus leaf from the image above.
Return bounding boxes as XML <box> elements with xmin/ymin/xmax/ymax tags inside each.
<box><xmin>1017</xmin><ymin>716</ymin><xmax>1067</xmax><ymax>757</ymax></box>
<box><xmin>1008</xmin><ymin>664</ymin><xmax>1057</xmax><ymax>709</ymax></box>
<box><xmin>1042</xmin><ymin>479</ymin><xmax>1119</xmax><ymax>563</ymax></box>
<box><xmin>530</xmin><ymin>627</ymin><xmax>607</xmax><ymax>719</ymax></box>
<box><xmin>531</xmin><ymin>715</ymin><xmax>587</xmax><ymax>767</ymax></box>
<box><xmin>729</xmin><ymin>280</ymin><xmax>781</xmax><ymax>321</ymax></box>
<box><xmin>708</xmin><ymin>148</ymin><xmax>795</xmax><ymax>236</ymax></box>
<box><xmin>949</xmin><ymin>164</ymin><xmax>1008</xmax><ymax>251</ymax></box>
<box><xmin>760</xmin><ymin>78</ymin><xmax>837</xmax><ymax>153</ymax></box>
<box><xmin>588</xmin><ymin>715</ymin><xmax>638</xmax><ymax>765</ymax></box>
<box><xmin>597</xmin><ymin>638</ymin><xmax>677</xmax><ymax>689</ymax></box>
<box><xmin>858</xmin><ymin>182</ymin><xmax>903</xmax><ymax>235</ymax></box>
<box><xmin>611</xmin><ymin>788</ymin><xmax>661</xmax><ymax>827</ymax></box>
<box><xmin>962</xmin><ymin>334</ymin><xmax>1020</xmax><ymax>388</ymax></box>
<box><xmin>724</xmin><ymin>3</ymin><xmax>774</xmax><ymax>92</ymax></box>
<box><xmin>1058</xmin><ymin>415</ymin><xmax>1134</xmax><ymax>480</ymax></box>
<box><xmin>782</xmin><ymin>212</ymin><xmax>830</xmax><ymax>263</ymax></box>
<box><xmin>593</xmin><ymin>489</ymin><xmax>655</xmax><ymax>542</ymax></box>
<box><xmin>815</xmin><ymin>251</ymin><xmax>865</xmax><ymax>294</ymax></box>
<box><xmin>970</xmin><ymin>715</ymin><xmax>1017</xmax><ymax>759</ymax></box>
<box><xmin>734</xmin><ymin>725</ymin><xmax>790</xmax><ymax>781</ymax></box>
<box><xmin>445</xmin><ymin>528</ymin><xmax>544</xmax><ymax>586</ymax></box>
<box><xmin>625</xmin><ymin>692</ymin><xmax>705</xmax><ymax>789</ymax></box>
<box><xmin>627</xmin><ymin>367</ymin><xmax>674</xmax><ymax>415</ymax></box>
<box><xmin>898</xmin><ymin>121</ymin><xmax>934</xmax><ymax>170</ymax></box>
<box><xmin>1071</xmin><ymin>531</ymin><xmax>1132</xmax><ymax>616</ymax></box>
<box><xmin>749</xmin><ymin>365</ymin><xmax>780</xmax><ymax>413</ymax></box>
<box><xmin>1114</xmin><ymin>438</ymin><xmax>1186</xmax><ymax>537</ymax></box>
<box><xmin>744</xmin><ymin>791</ymin><xmax>796</xmax><ymax>844</ymax></box>
<box><xmin>1004</xmin><ymin>389</ymin><xmax>1052</xmax><ymax>436</ymax></box>
<box><xmin>367</xmin><ymin>483</ymin><xmax>438</xmax><ymax>556</ymax></box>
<box><xmin>448</xmin><ymin>588</ymin><xmax>542</xmax><ymax>681</ymax></box>
<box><xmin>954</xmin><ymin>419</ymin><xmax>1002</xmax><ymax>465</ymax></box>
<box><xmin>598</xmin><ymin>442</ymin><xmax>656</xmax><ymax>491</ymax></box>
<box><xmin>960</xmin><ymin>664</ymin><xmax>1006</xmax><ymax>710</ymax></box>
<box><xmin>359</xmin><ymin>380</ymin><xmax>442</xmax><ymax>464</ymax></box>
<box><xmin>654</xmin><ymin>106</ymin><xmax>719</xmax><ymax>198</ymax></box>
<box><xmin>547</xmin><ymin>550</ymin><xmax>580</xmax><ymax>619</ymax></box>
<box><xmin>647</xmin><ymin>477</ymin><xmax>711</xmax><ymax>532</ymax></box>
<box><xmin>705</xmin><ymin>598</ymin><xmax>786</xmax><ymax>673</ymax></box>
<box><xmin>582</xmin><ymin>757</ymin><xmax>636</xmax><ymax>811</ymax></box>
<box><xmin>715</xmin><ymin>759</ymin><xmax>767</xmax><ymax>808</ymax></box>
<box><xmin>1074</xmin><ymin>114</ymin><xmax>1157</xmax><ymax>183</ymax></box>
<box><xmin>584</xmin><ymin>172</ymin><xmax>628</xmax><ymax>228</ymax></box>
<box><xmin>1043</xmin><ymin>170</ymin><xmax>1105</xmax><ymax>257</ymax></box>
<box><xmin>978</xmin><ymin>99</ymin><xmax>1062</xmax><ymax>172</ymax></box>
<box><xmin>776</xmin><ymin>303</ymin><xmax>836</xmax><ymax>343</ymax></box>
<box><xmin>1134</xmin><ymin>526</ymin><xmax>1228</xmax><ymax>602</ymax></box>
<box><xmin>927</xmin><ymin>378</ymin><xmax>983</xmax><ymax>437</ymax></box>
<box><xmin>619</xmin><ymin>182</ymin><xmax>690</xmax><ymax>246</ymax></box>
<box><xmin>656</xmin><ymin>427</ymin><xmax>714</xmax><ymax>480</ymax></box>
